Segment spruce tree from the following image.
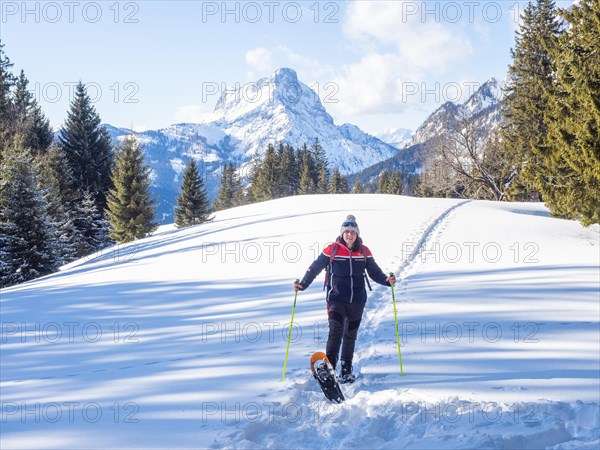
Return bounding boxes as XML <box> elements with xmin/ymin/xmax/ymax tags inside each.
<box><xmin>318</xmin><ymin>165</ymin><xmax>329</xmax><ymax>195</ymax></box>
<box><xmin>501</xmin><ymin>0</ymin><xmax>562</xmax><ymax>200</ymax></box>
<box><xmin>250</xmin><ymin>143</ymin><xmax>278</xmax><ymax>202</ymax></box>
<box><xmin>352</xmin><ymin>180</ymin><xmax>364</xmax><ymax>194</ymax></box>
<box><xmin>0</xmin><ymin>40</ymin><xmax>16</xmax><ymax>154</ymax></box>
<box><xmin>72</xmin><ymin>191</ymin><xmax>111</xmax><ymax>256</ymax></box>
<box><xmin>59</xmin><ymin>81</ymin><xmax>114</xmax><ymax>210</ymax></box>
<box><xmin>229</xmin><ymin>163</ymin><xmax>246</xmax><ymax>207</ymax></box>
<box><xmin>387</xmin><ymin>171</ymin><xmax>403</xmax><ymax>195</ymax></box>
<box><xmin>298</xmin><ymin>144</ymin><xmax>316</xmax><ymax>195</ymax></box>
<box><xmin>37</xmin><ymin>146</ymin><xmax>80</xmax><ymax>262</ymax></box>
<box><xmin>274</xmin><ymin>142</ymin><xmax>286</xmax><ymax>198</ymax></box>
<box><xmin>377</xmin><ymin>171</ymin><xmax>390</xmax><ymax>193</ymax></box>
<box><xmin>278</xmin><ymin>144</ymin><xmax>298</xmax><ymax>197</ymax></box>
<box><xmin>213</xmin><ymin>162</ymin><xmax>244</xmax><ymax>210</ymax></box>
<box><xmin>0</xmin><ymin>138</ymin><xmax>59</xmax><ymax>287</ymax></box>
<box><xmin>311</xmin><ymin>138</ymin><xmax>329</xmax><ymax>193</ymax></box>
<box><xmin>12</xmin><ymin>70</ymin><xmax>53</xmax><ymax>155</ymax></box>
<box><xmin>24</xmin><ymin>104</ymin><xmax>53</xmax><ymax>155</ymax></box>
<box><xmin>329</xmin><ymin>168</ymin><xmax>349</xmax><ymax>194</ymax></box>
<box><xmin>13</xmin><ymin>70</ymin><xmax>34</xmax><ymax>134</ymax></box>
<box><xmin>175</xmin><ymin>159</ymin><xmax>210</xmax><ymax>227</ymax></box>
<box><xmin>543</xmin><ymin>0</ymin><xmax>600</xmax><ymax>225</ymax></box>
<box><xmin>213</xmin><ymin>163</ymin><xmax>233</xmax><ymax>211</ymax></box>
<box><xmin>105</xmin><ymin>136</ymin><xmax>157</xmax><ymax>243</ymax></box>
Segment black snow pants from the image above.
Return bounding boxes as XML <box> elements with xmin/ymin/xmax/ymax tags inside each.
<box><xmin>325</xmin><ymin>300</ymin><xmax>366</xmax><ymax>369</ymax></box>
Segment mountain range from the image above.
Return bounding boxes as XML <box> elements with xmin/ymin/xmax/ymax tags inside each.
<box><xmin>348</xmin><ymin>78</ymin><xmax>503</xmax><ymax>189</ymax></box>
<box><xmin>103</xmin><ymin>69</ymin><xmax>503</xmax><ymax>220</ymax></box>
<box><xmin>104</xmin><ymin>68</ymin><xmax>399</xmax><ymax>219</ymax></box>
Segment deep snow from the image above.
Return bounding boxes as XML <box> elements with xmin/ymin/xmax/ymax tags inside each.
<box><xmin>1</xmin><ymin>195</ymin><xmax>598</xmax><ymax>449</ymax></box>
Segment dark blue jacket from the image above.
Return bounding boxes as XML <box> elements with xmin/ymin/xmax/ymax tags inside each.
<box><xmin>300</xmin><ymin>237</ymin><xmax>390</xmax><ymax>304</ymax></box>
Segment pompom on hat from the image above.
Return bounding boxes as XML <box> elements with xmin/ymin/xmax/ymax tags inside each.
<box><xmin>340</xmin><ymin>214</ymin><xmax>360</xmax><ymax>236</ymax></box>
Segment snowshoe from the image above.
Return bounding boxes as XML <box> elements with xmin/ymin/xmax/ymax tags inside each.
<box><xmin>310</xmin><ymin>351</ymin><xmax>345</xmax><ymax>403</ymax></box>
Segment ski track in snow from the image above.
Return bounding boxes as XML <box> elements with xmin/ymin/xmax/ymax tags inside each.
<box><xmin>360</xmin><ymin>199</ymin><xmax>472</xmax><ymax>335</ymax></box>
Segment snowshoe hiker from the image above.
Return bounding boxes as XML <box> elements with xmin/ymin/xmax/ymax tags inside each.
<box><xmin>294</xmin><ymin>214</ymin><xmax>396</xmax><ymax>383</ymax></box>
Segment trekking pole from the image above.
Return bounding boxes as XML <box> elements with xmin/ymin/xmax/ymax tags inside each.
<box><xmin>281</xmin><ymin>280</ymin><xmax>300</xmax><ymax>381</ymax></box>
<box><xmin>389</xmin><ymin>272</ymin><xmax>404</xmax><ymax>376</ymax></box>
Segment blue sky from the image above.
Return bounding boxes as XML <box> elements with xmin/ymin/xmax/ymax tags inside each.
<box><xmin>0</xmin><ymin>1</ymin><xmax>573</xmax><ymax>134</ymax></box>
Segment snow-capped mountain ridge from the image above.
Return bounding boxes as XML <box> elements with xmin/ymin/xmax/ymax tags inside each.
<box><xmin>349</xmin><ymin>78</ymin><xmax>504</xmax><ymax>190</ymax></box>
<box><xmin>410</xmin><ymin>78</ymin><xmax>503</xmax><ymax>147</ymax></box>
<box><xmin>105</xmin><ymin>68</ymin><xmax>398</xmax><ymax>220</ymax></box>
<box><xmin>209</xmin><ymin>68</ymin><xmax>331</xmax><ymax>128</ymax></box>
<box><xmin>103</xmin><ymin>73</ymin><xmax>503</xmax><ymax>221</ymax></box>
<box><xmin>205</xmin><ymin>67</ymin><xmax>394</xmax><ymax>170</ymax></box>
<box><xmin>374</xmin><ymin>127</ymin><xmax>413</xmax><ymax>149</ymax></box>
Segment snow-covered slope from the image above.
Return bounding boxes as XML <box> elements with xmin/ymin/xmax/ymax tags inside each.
<box><xmin>1</xmin><ymin>195</ymin><xmax>598</xmax><ymax>449</ymax></box>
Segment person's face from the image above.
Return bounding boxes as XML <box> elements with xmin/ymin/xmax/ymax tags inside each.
<box><xmin>344</xmin><ymin>230</ymin><xmax>357</xmax><ymax>246</ymax></box>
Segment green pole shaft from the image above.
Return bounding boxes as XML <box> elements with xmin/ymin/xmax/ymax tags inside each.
<box><xmin>390</xmin><ymin>274</ymin><xmax>404</xmax><ymax>375</ymax></box>
<box><xmin>281</xmin><ymin>281</ymin><xmax>299</xmax><ymax>381</ymax></box>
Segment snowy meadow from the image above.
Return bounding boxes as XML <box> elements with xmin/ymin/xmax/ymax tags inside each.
<box><xmin>1</xmin><ymin>194</ymin><xmax>598</xmax><ymax>449</ymax></box>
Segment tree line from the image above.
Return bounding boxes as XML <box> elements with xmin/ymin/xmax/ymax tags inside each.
<box><xmin>0</xmin><ymin>40</ymin><xmax>158</xmax><ymax>287</ymax></box>
<box><xmin>208</xmin><ymin>140</ymin><xmax>409</xmax><ymax>212</ymax></box>
<box><xmin>210</xmin><ymin>140</ymin><xmax>352</xmax><ymax>211</ymax></box>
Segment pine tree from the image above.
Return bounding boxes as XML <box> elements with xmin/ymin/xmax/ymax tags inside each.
<box><xmin>298</xmin><ymin>144</ymin><xmax>316</xmax><ymax>195</ymax></box>
<box><xmin>250</xmin><ymin>143</ymin><xmax>278</xmax><ymax>202</ymax></box>
<box><xmin>542</xmin><ymin>0</ymin><xmax>600</xmax><ymax>225</ymax></box>
<box><xmin>13</xmin><ymin>70</ymin><xmax>34</xmax><ymax>134</ymax></box>
<box><xmin>0</xmin><ymin>40</ymin><xmax>16</xmax><ymax>154</ymax></box>
<box><xmin>59</xmin><ymin>81</ymin><xmax>114</xmax><ymax>210</ymax></box>
<box><xmin>377</xmin><ymin>171</ymin><xmax>390</xmax><ymax>193</ymax></box>
<box><xmin>72</xmin><ymin>190</ymin><xmax>111</xmax><ymax>256</ymax></box>
<box><xmin>11</xmin><ymin>70</ymin><xmax>53</xmax><ymax>155</ymax></box>
<box><xmin>329</xmin><ymin>168</ymin><xmax>349</xmax><ymax>194</ymax></box>
<box><xmin>311</xmin><ymin>138</ymin><xmax>329</xmax><ymax>193</ymax></box>
<box><xmin>229</xmin><ymin>163</ymin><xmax>246</xmax><ymax>207</ymax></box>
<box><xmin>318</xmin><ymin>165</ymin><xmax>329</xmax><ymax>195</ymax></box>
<box><xmin>37</xmin><ymin>146</ymin><xmax>80</xmax><ymax>262</ymax></box>
<box><xmin>213</xmin><ymin>162</ymin><xmax>244</xmax><ymax>210</ymax></box>
<box><xmin>0</xmin><ymin>137</ymin><xmax>59</xmax><ymax>287</ymax></box>
<box><xmin>175</xmin><ymin>159</ymin><xmax>210</xmax><ymax>227</ymax></box>
<box><xmin>278</xmin><ymin>144</ymin><xmax>298</xmax><ymax>197</ymax></box>
<box><xmin>24</xmin><ymin>104</ymin><xmax>53</xmax><ymax>155</ymax></box>
<box><xmin>387</xmin><ymin>171</ymin><xmax>403</xmax><ymax>195</ymax></box>
<box><xmin>501</xmin><ymin>0</ymin><xmax>562</xmax><ymax>200</ymax></box>
<box><xmin>352</xmin><ymin>180</ymin><xmax>364</xmax><ymax>194</ymax></box>
<box><xmin>274</xmin><ymin>142</ymin><xmax>286</xmax><ymax>198</ymax></box>
<box><xmin>213</xmin><ymin>163</ymin><xmax>233</xmax><ymax>211</ymax></box>
<box><xmin>105</xmin><ymin>136</ymin><xmax>157</xmax><ymax>243</ymax></box>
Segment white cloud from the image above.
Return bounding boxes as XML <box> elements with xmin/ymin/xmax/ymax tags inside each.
<box><xmin>329</xmin><ymin>0</ymin><xmax>474</xmax><ymax>116</ymax></box>
<box><xmin>245</xmin><ymin>47</ymin><xmax>275</xmax><ymax>75</ymax></box>
<box><xmin>344</xmin><ymin>1</ymin><xmax>472</xmax><ymax>72</ymax></box>
<box><xmin>244</xmin><ymin>45</ymin><xmax>333</xmax><ymax>81</ymax></box>
<box><xmin>242</xmin><ymin>1</ymin><xmax>478</xmax><ymax>119</ymax></box>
